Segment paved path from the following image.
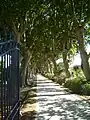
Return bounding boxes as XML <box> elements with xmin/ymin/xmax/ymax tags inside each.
<box><xmin>21</xmin><ymin>74</ymin><xmax>90</xmax><ymax>120</ymax></box>
<box><xmin>35</xmin><ymin>75</ymin><xmax>90</xmax><ymax>120</ymax></box>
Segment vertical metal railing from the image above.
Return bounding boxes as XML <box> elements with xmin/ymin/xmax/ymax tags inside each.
<box><xmin>0</xmin><ymin>31</ymin><xmax>20</xmax><ymax>120</ymax></box>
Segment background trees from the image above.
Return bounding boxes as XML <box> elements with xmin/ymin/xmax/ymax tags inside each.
<box><xmin>0</xmin><ymin>0</ymin><xmax>90</xmax><ymax>87</ymax></box>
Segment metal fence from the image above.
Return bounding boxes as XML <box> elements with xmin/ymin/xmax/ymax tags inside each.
<box><xmin>0</xmin><ymin>32</ymin><xmax>20</xmax><ymax>120</ymax></box>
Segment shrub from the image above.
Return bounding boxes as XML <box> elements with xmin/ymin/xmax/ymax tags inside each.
<box><xmin>64</xmin><ymin>79</ymin><xmax>72</xmax><ymax>89</ymax></box>
<box><xmin>71</xmin><ymin>68</ymin><xmax>85</xmax><ymax>79</ymax></box>
<box><xmin>70</xmin><ymin>78</ymin><xmax>83</xmax><ymax>94</ymax></box>
<box><xmin>82</xmin><ymin>83</ymin><xmax>90</xmax><ymax>95</ymax></box>
<box><xmin>64</xmin><ymin>77</ymin><xmax>84</xmax><ymax>94</ymax></box>
<box><xmin>57</xmin><ymin>78</ymin><xmax>65</xmax><ymax>85</ymax></box>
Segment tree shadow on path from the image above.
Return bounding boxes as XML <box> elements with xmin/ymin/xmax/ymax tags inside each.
<box><xmin>20</xmin><ymin>75</ymin><xmax>90</xmax><ymax>120</ymax></box>
<box><xmin>36</xmin><ymin>75</ymin><xmax>90</xmax><ymax>120</ymax></box>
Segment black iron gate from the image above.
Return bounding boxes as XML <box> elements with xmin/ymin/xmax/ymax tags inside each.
<box><xmin>0</xmin><ymin>32</ymin><xmax>20</xmax><ymax>120</ymax></box>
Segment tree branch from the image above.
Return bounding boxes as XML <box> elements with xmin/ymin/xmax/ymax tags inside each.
<box><xmin>20</xmin><ymin>17</ymin><xmax>28</xmax><ymax>36</ymax></box>
<box><xmin>12</xmin><ymin>22</ymin><xmax>18</xmax><ymax>36</ymax></box>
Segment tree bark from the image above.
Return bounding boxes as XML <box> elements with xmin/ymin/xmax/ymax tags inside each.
<box><xmin>51</xmin><ymin>56</ymin><xmax>57</xmax><ymax>74</ymax></box>
<box><xmin>12</xmin><ymin>22</ymin><xmax>21</xmax><ymax>43</ymax></box>
<box><xmin>48</xmin><ymin>59</ymin><xmax>53</xmax><ymax>73</ymax></box>
<box><xmin>21</xmin><ymin>53</ymin><xmax>31</xmax><ymax>87</ymax></box>
<box><xmin>62</xmin><ymin>51</ymin><xmax>70</xmax><ymax>78</ymax></box>
<box><xmin>21</xmin><ymin>58</ymin><xmax>28</xmax><ymax>87</ymax></box>
<box><xmin>51</xmin><ymin>39</ymin><xmax>57</xmax><ymax>74</ymax></box>
<box><xmin>25</xmin><ymin>66</ymin><xmax>29</xmax><ymax>86</ymax></box>
<box><xmin>77</xmin><ymin>25</ymin><xmax>90</xmax><ymax>80</ymax></box>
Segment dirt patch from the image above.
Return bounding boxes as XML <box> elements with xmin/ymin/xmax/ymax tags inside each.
<box><xmin>20</xmin><ymin>86</ymin><xmax>37</xmax><ymax>120</ymax></box>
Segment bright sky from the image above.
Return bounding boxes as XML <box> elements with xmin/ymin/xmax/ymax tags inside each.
<box><xmin>56</xmin><ymin>44</ymin><xmax>90</xmax><ymax>67</ymax></box>
<box><xmin>86</xmin><ymin>44</ymin><xmax>90</xmax><ymax>54</ymax></box>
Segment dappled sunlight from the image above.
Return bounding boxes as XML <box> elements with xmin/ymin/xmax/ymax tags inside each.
<box><xmin>20</xmin><ymin>84</ymin><xmax>37</xmax><ymax>120</ymax></box>
<box><xmin>37</xmin><ymin>91</ymin><xmax>69</xmax><ymax>96</ymax></box>
<box><xmin>21</xmin><ymin>103</ymin><xmax>36</xmax><ymax>113</ymax></box>
<box><xmin>37</xmin><ymin>74</ymin><xmax>48</xmax><ymax>80</ymax></box>
<box><xmin>35</xmin><ymin>75</ymin><xmax>90</xmax><ymax>120</ymax></box>
<box><xmin>20</xmin><ymin>75</ymin><xmax>90</xmax><ymax>120</ymax></box>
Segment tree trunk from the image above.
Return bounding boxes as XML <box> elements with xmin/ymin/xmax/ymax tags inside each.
<box><xmin>21</xmin><ymin>54</ymin><xmax>31</xmax><ymax>87</ymax></box>
<box><xmin>17</xmin><ymin>32</ymin><xmax>21</xmax><ymax>43</ymax></box>
<box><xmin>62</xmin><ymin>51</ymin><xmax>70</xmax><ymax>78</ymax></box>
<box><xmin>51</xmin><ymin>56</ymin><xmax>57</xmax><ymax>74</ymax></box>
<box><xmin>21</xmin><ymin>58</ymin><xmax>28</xmax><ymax>87</ymax></box>
<box><xmin>25</xmin><ymin>66</ymin><xmax>29</xmax><ymax>86</ymax></box>
<box><xmin>77</xmin><ymin>25</ymin><xmax>90</xmax><ymax>80</ymax></box>
<box><xmin>48</xmin><ymin>59</ymin><xmax>52</xmax><ymax>73</ymax></box>
<box><xmin>12</xmin><ymin>22</ymin><xmax>21</xmax><ymax>43</ymax></box>
<box><xmin>51</xmin><ymin>39</ymin><xmax>57</xmax><ymax>74</ymax></box>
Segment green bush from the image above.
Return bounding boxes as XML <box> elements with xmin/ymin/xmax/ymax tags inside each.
<box><xmin>82</xmin><ymin>83</ymin><xmax>90</xmax><ymax>95</ymax></box>
<box><xmin>64</xmin><ymin>79</ymin><xmax>72</xmax><ymax>88</ymax></box>
<box><xmin>57</xmin><ymin>78</ymin><xmax>65</xmax><ymax>85</ymax></box>
<box><xmin>70</xmin><ymin>78</ymin><xmax>83</xmax><ymax>94</ymax></box>
<box><xmin>64</xmin><ymin>78</ymin><xmax>84</xmax><ymax>94</ymax></box>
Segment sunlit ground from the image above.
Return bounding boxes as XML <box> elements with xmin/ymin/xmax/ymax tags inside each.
<box><xmin>21</xmin><ymin>74</ymin><xmax>90</xmax><ymax>120</ymax></box>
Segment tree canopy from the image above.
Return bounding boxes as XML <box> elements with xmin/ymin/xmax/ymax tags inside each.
<box><xmin>0</xmin><ymin>0</ymin><xmax>90</xmax><ymax>86</ymax></box>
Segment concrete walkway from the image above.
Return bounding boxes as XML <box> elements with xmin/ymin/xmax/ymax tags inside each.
<box><xmin>35</xmin><ymin>75</ymin><xmax>90</xmax><ymax>120</ymax></box>
<box><xmin>21</xmin><ymin>74</ymin><xmax>90</xmax><ymax>120</ymax></box>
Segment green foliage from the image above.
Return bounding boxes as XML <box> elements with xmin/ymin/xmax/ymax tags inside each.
<box><xmin>64</xmin><ymin>79</ymin><xmax>72</xmax><ymax>89</ymax></box>
<box><xmin>69</xmin><ymin>44</ymin><xmax>78</xmax><ymax>55</ymax></box>
<box><xmin>64</xmin><ymin>77</ymin><xmax>84</xmax><ymax>94</ymax></box>
<box><xmin>72</xmin><ymin>68</ymin><xmax>85</xmax><ymax>79</ymax></box>
<box><xmin>70</xmin><ymin>78</ymin><xmax>83</xmax><ymax>94</ymax></box>
<box><xmin>57</xmin><ymin>78</ymin><xmax>65</xmax><ymax>85</ymax></box>
<box><xmin>57</xmin><ymin>63</ymin><xmax>64</xmax><ymax>70</ymax></box>
<box><xmin>82</xmin><ymin>83</ymin><xmax>90</xmax><ymax>95</ymax></box>
<box><xmin>1</xmin><ymin>0</ymin><xmax>90</xmax><ymax>86</ymax></box>
<box><xmin>44</xmin><ymin>73</ymin><xmax>54</xmax><ymax>79</ymax></box>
